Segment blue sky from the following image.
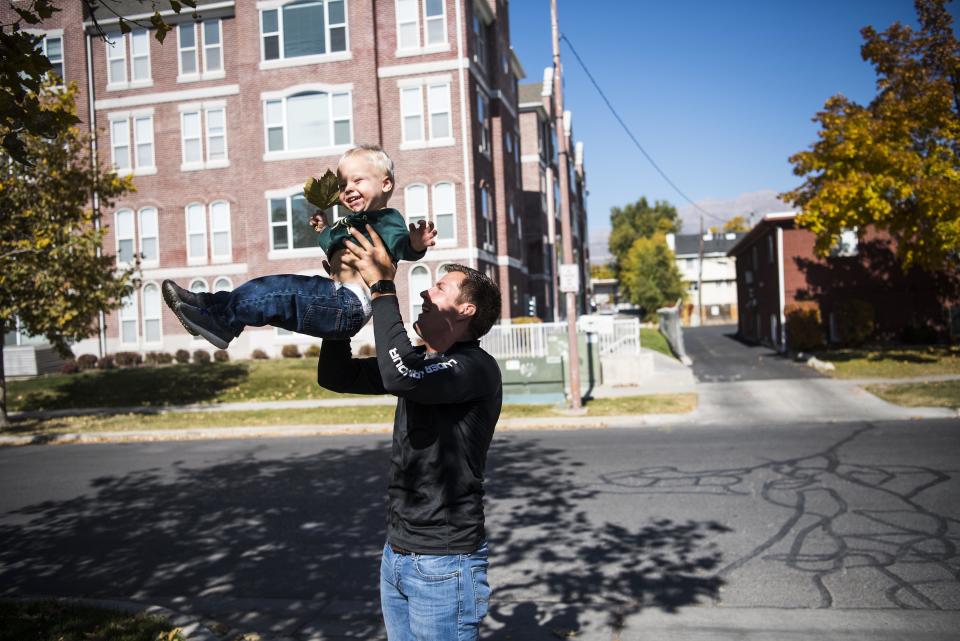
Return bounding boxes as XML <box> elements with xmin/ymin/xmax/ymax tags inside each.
<box><xmin>507</xmin><ymin>0</ymin><xmax>951</xmax><ymax>253</ymax></box>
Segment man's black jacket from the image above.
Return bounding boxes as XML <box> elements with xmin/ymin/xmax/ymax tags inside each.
<box><xmin>317</xmin><ymin>295</ymin><xmax>502</xmax><ymax>554</ymax></box>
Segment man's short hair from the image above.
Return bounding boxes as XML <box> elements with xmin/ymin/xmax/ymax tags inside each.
<box><xmin>339</xmin><ymin>144</ymin><xmax>395</xmax><ymax>184</ymax></box>
<box><xmin>444</xmin><ymin>264</ymin><xmax>501</xmax><ymax>339</ymax></box>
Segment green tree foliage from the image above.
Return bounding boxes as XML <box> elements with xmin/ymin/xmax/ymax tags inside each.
<box><xmin>1</xmin><ymin>0</ymin><xmax>198</xmax><ymax>164</ymax></box>
<box><xmin>620</xmin><ymin>234</ymin><xmax>686</xmax><ymax>319</ymax></box>
<box><xmin>590</xmin><ymin>263</ymin><xmax>615</xmax><ymax>280</ymax></box>
<box><xmin>782</xmin><ymin>0</ymin><xmax>960</xmax><ymax>271</ymax></box>
<box><xmin>608</xmin><ymin>197</ymin><xmax>680</xmax><ymax>274</ymax></box>
<box><xmin>0</xmin><ymin>80</ymin><xmax>134</xmax><ymax>428</ymax></box>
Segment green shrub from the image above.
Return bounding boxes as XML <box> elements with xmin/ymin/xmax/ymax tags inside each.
<box><xmin>304</xmin><ymin>344</ymin><xmax>321</xmax><ymax>358</ymax></box>
<box><xmin>251</xmin><ymin>348</ymin><xmax>269</xmax><ymax>360</ymax></box>
<box><xmin>213</xmin><ymin>349</ymin><xmax>230</xmax><ymax>362</ymax></box>
<box><xmin>77</xmin><ymin>354</ymin><xmax>98</xmax><ymax>370</ymax></box>
<box><xmin>281</xmin><ymin>344</ymin><xmax>301</xmax><ymax>358</ymax></box>
<box><xmin>193</xmin><ymin>350</ymin><xmax>211</xmax><ymax>364</ymax></box>
<box><xmin>785</xmin><ymin>302</ymin><xmax>825</xmax><ymax>351</ymax></box>
<box><xmin>97</xmin><ymin>355</ymin><xmax>115</xmax><ymax>370</ymax></box>
<box><xmin>144</xmin><ymin>352</ymin><xmax>161</xmax><ymax>366</ymax></box>
<box><xmin>60</xmin><ymin>360</ymin><xmax>80</xmax><ymax>374</ymax></box>
<box><xmin>835</xmin><ymin>299</ymin><xmax>875</xmax><ymax>346</ymax></box>
<box><xmin>114</xmin><ymin>351</ymin><xmax>142</xmax><ymax>368</ymax></box>
<box><xmin>174</xmin><ymin>349</ymin><xmax>191</xmax><ymax>364</ymax></box>
<box><xmin>155</xmin><ymin>352</ymin><xmax>174</xmax><ymax>364</ymax></box>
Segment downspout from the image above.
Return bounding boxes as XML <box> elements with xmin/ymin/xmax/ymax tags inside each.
<box><xmin>777</xmin><ymin>226</ymin><xmax>786</xmax><ymax>352</ymax></box>
<box><xmin>371</xmin><ymin>0</ymin><xmax>383</xmax><ymax>145</ymax></box>
<box><xmin>86</xmin><ymin>31</ymin><xmax>106</xmax><ymax>359</ymax></box>
<box><xmin>454</xmin><ymin>0</ymin><xmax>476</xmax><ymax>268</ymax></box>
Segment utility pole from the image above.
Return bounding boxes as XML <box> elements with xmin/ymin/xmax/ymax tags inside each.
<box><xmin>697</xmin><ymin>214</ymin><xmax>705</xmax><ymax>327</ymax></box>
<box><xmin>551</xmin><ymin>0</ymin><xmax>582</xmax><ymax>409</ymax></box>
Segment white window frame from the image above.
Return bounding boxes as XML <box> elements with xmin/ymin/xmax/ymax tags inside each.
<box><xmin>179</xmin><ymin>101</ymin><xmax>230</xmax><ymax>171</ymax></box>
<box><xmin>106</xmin><ymin>30</ymin><xmax>153</xmax><ymax>90</ymax></box>
<box><xmin>400</xmin><ymin>85</ymin><xmax>424</xmax><ymax>144</ymax></box>
<box><xmin>202</xmin><ymin>18</ymin><xmax>224</xmax><ymax>76</ymax></box>
<box><xmin>209</xmin><ymin>200</ymin><xmax>232</xmax><ymax>263</ymax></box>
<box><xmin>185</xmin><ymin>202</ymin><xmax>208</xmax><ymax>266</ymax></box>
<box><xmin>480</xmin><ymin>186</ymin><xmax>494</xmax><ymax>252</ymax></box>
<box><xmin>405</xmin><ymin>183</ymin><xmax>428</xmax><ymax>226</ymax></box>
<box><xmin>177</xmin><ymin>22</ymin><xmax>199</xmax><ymax>79</ymax></box>
<box><xmin>40</xmin><ymin>32</ymin><xmax>64</xmax><ymax>83</ymax></box>
<box><xmin>427</xmin><ymin>81</ymin><xmax>451</xmax><ymax>141</ymax></box>
<box><xmin>177</xmin><ymin>19</ymin><xmax>226</xmax><ymax>82</ymax></box>
<box><xmin>266</xmin><ymin>186</ymin><xmax>328</xmax><ymax>258</ymax></box>
<box><xmin>115</xmin><ymin>208</ymin><xmax>135</xmax><ymax>267</ymax></box>
<box><xmin>432</xmin><ymin>181</ymin><xmax>456</xmax><ymax>245</ymax></box>
<box><xmin>119</xmin><ymin>290</ymin><xmax>139</xmax><ymax>345</ymax></box>
<box><xmin>261</xmin><ymin>85</ymin><xmax>354</xmax><ymax>161</ymax></box>
<box><xmin>409</xmin><ymin>264</ymin><xmax>430</xmax><ymax>320</ymax></box>
<box><xmin>258</xmin><ymin>0</ymin><xmax>351</xmax><ymax>70</ymax></box>
<box><xmin>213</xmin><ymin>276</ymin><xmax>233</xmax><ymax>293</ymax></box>
<box><xmin>397</xmin><ymin>76</ymin><xmax>454</xmax><ymax>150</ymax></box>
<box><xmin>109</xmin><ymin>110</ymin><xmax>156</xmax><ymax>176</ymax></box>
<box><xmin>138</xmin><ymin>207</ymin><xmax>159</xmax><ymax>269</ymax></box>
<box><xmin>476</xmin><ymin>89</ymin><xmax>490</xmax><ymax>156</ymax></box>
<box><xmin>394</xmin><ymin>0</ymin><xmax>449</xmax><ymax>57</ymax></box>
<box><xmin>130</xmin><ymin>29</ymin><xmax>152</xmax><ymax>83</ymax></box>
<box><xmin>141</xmin><ymin>282</ymin><xmax>163</xmax><ymax>345</ymax></box>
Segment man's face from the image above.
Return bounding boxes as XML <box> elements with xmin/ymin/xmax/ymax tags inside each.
<box><xmin>415</xmin><ymin>271</ymin><xmax>471</xmax><ymax>343</ymax></box>
<box><xmin>337</xmin><ymin>155</ymin><xmax>392</xmax><ymax>213</ymax></box>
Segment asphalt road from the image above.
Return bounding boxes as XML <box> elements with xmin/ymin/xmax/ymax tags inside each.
<box><xmin>683</xmin><ymin>324</ymin><xmax>823</xmax><ymax>382</ymax></box>
<box><xmin>2</xmin><ymin>419</ymin><xmax>959</xmax><ymax>640</ymax></box>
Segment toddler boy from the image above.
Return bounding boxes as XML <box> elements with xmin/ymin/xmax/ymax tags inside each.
<box><xmin>162</xmin><ymin>144</ymin><xmax>436</xmax><ymax>349</ymax></box>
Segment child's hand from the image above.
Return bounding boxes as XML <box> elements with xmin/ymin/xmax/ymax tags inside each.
<box><xmin>310</xmin><ymin>212</ymin><xmax>328</xmax><ymax>233</ymax></box>
<box><xmin>409</xmin><ymin>220</ymin><xmax>437</xmax><ymax>252</ymax></box>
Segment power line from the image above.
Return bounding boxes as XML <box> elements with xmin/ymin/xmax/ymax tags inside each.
<box><xmin>559</xmin><ymin>33</ymin><xmax>727</xmax><ymax>225</ymax></box>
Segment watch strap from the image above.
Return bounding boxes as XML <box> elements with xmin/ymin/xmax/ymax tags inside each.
<box><xmin>371</xmin><ymin>280</ymin><xmax>397</xmax><ymax>295</ymax></box>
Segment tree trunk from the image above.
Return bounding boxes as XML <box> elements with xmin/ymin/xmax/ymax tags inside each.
<box><xmin>0</xmin><ymin>341</ymin><xmax>9</xmax><ymax>430</ymax></box>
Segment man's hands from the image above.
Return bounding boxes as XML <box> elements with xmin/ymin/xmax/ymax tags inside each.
<box><xmin>341</xmin><ymin>225</ymin><xmax>397</xmax><ymax>290</ymax></box>
<box><xmin>409</xmin><ymin>219</ymin><xmax>438</xmax><ymax>252</ymax></box>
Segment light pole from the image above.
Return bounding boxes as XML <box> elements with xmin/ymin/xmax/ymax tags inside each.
<box><xmin>551</xmin><ymin>0</ymin><xmax>582</xmax><ymax>409</ymax></box>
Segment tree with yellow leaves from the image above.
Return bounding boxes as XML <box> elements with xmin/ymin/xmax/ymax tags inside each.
<box><xmin>0</xmin><ymin>80</ymin><xmax>134</xmax><ymax>428</ymax></box>
<box><xmin>782</xmin><ymin>0</ymin><xmax>959</xmax><ymax>271</ymax></box>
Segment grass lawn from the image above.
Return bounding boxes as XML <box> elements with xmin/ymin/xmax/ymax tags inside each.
<box><xmin>0</xmin><ymin>600</ymin><xmax>180</xmax><ymax>641</ymax></box>
<box><xmin>5</xmin><ymin>394</ymin><xmax>698</xmax><ymax>437</ymax></box>
<box><xmin>814</xmin><ymin>344</ymin><xmax>960</xmax><ymax>379</ymax></box>
<box><xmin>641</xmin><ymin>328</ymin><xmax>675</xmax><ymax>359</ymax></box>
<box><xmin>6</xmin><ymin>359</ymin><xmax>365</xmax><ymax>412</ymax></box>
<box><xmin>865</xmin><ymin>380</ymin><xmax>960</xmax><ymax>410</ymax></box>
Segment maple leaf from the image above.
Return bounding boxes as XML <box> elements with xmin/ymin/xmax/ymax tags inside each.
<box><xmin>303</xmin><ymin>169</ymin><xmax>340</xmax><ymax>210</ymax></box>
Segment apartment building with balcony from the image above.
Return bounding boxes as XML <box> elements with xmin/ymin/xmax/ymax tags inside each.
<box><xmin>4</xmin><ymin>0</ymin><xmax>589</xmax><ymax>362</ymax></box>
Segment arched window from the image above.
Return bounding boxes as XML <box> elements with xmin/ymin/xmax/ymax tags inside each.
<box><xmin>119</xmin><ymin>291</ymin><xmax>138</xmax><ymax>344</ymax></box>
<box><xmin>142</xmin><ymin>283</ymin><xmax>162</xmax><ymax>343</ymax></box>
<box><xmin>185</xmin><ymin>202</ymin><xmax>206</xmax><ymax>263</ymax></box>
<box><xmin>189</xmin><ymin>278</ymin><xmax>209</xmax><ymax>294</ymax></box>
<box><xmin>138</xmin><ymin>207</ymin><xmax>158</xmax><ymax>266</ymax></box>
<box><xmin>437</xmin><ymin>263</ymin><xmax>453</xmax><ymax>277</ymax></box>
<box><xmin>409</xmin><ymin>265</ymin><xmax>430</xmax><ymax>319</ymax></box>
<box><xmin>115</xmin><ymin>209</ymin><xmax>134</xmax><ymax>264</ymax></box>
<box><xmin>210</xmin><ymin>200</ymin><xmax>231</xmax><ymax>261</ymax></box>
<box><xmin>213</xmin><ymin>277</ymin><xmax>232</xmax><ymax>292</ymax></box>
<box><xmin>264</xmin><ymin>90</ymin><xmax>352</xmax><ymax>153</ymax></box>
<box><xmin>433</xmin><ymin>182</ymin><xmax>455</xmax><ymax>241</ymax></box>
<box><xmin>405</xmin><ymin>183</ymin><xmax>428</xmax><ymax>226</ymax></box>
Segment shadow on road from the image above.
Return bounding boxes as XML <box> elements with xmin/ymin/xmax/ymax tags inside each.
<box><xmin>0</xmin><ymin>438</ymin><xmax>728</xmax><ymax>639</ymax></box>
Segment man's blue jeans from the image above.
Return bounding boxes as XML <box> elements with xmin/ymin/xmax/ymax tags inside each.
<box><xmin>199</xmin><ymin>274</ymin><xmax>367</xmax><ymax>339</ymax></box>
<box><xmin>380</xmin><ymin>541</ymin><xmax>491</xmax><ymax>641</ymax></box>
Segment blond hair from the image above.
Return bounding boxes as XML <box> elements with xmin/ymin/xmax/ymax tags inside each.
<box><xmin>338</xmin><ymin>144</ymin><xmax>395</xmax><ymax>184</ymax></box>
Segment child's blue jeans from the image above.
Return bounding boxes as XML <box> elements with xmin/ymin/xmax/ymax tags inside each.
<box><xmin>198</xmin><ymin>274</ymin><xmax>368</xmax><ymax>339</ymax></box>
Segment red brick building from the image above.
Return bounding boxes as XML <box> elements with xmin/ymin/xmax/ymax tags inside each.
<box><xmin>729</xmin><ymin>212</ymin><xmax>959</xmax><ymax>350</ymax></box>
<box><xmin>5</xmin><ymin>0</ymin><xmax>592</xmax><ymax>360</ymax></box>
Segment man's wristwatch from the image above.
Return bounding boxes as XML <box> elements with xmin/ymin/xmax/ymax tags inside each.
<box><xmin>370</xmin><ymin>280</ymin><xmax>396</xmax><ymax>295</ymax></box>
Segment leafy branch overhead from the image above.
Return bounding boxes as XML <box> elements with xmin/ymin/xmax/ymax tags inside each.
<box><xmin>781</xmin><ymin>0</ymin><xmax>960</xmax><ymax>271</ymax></box>
<box><xmin>303</xmin><ymin>170</ymin><xmax>341</xmax><ymax>211</ymax></box>
<box><xmin>1</xmin><ymin>1</ymin><xmax>201</xmax><ymax>165</ymax></box>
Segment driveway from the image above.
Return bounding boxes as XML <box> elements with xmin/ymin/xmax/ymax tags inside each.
<box><xmin>683</xmin><ymin>324</ymin><xmax>821</xmax><ymax>382</ymax></box>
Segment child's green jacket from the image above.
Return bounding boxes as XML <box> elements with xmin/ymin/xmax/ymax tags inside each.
<box><xmin>317</xmin><ymin>208</ymin><xmax>425</xmax><ymax>263</ymax></box>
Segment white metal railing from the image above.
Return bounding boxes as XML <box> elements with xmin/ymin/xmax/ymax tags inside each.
<box><xmin>481</xmin><ymin>318</ymin><xmax>640</xmax><ymax>358</ymax></box>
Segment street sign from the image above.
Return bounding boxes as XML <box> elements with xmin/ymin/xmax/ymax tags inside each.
<box><xmin>559</xmin><ymin>264</ymin><xmax>580</xmax><ymax>293</ymax></box>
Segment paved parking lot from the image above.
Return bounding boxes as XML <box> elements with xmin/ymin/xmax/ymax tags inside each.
<box><xmin>683</xmin><ymin>324</ymin><xmax>822</xmax><ymax>382</ymax></box>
